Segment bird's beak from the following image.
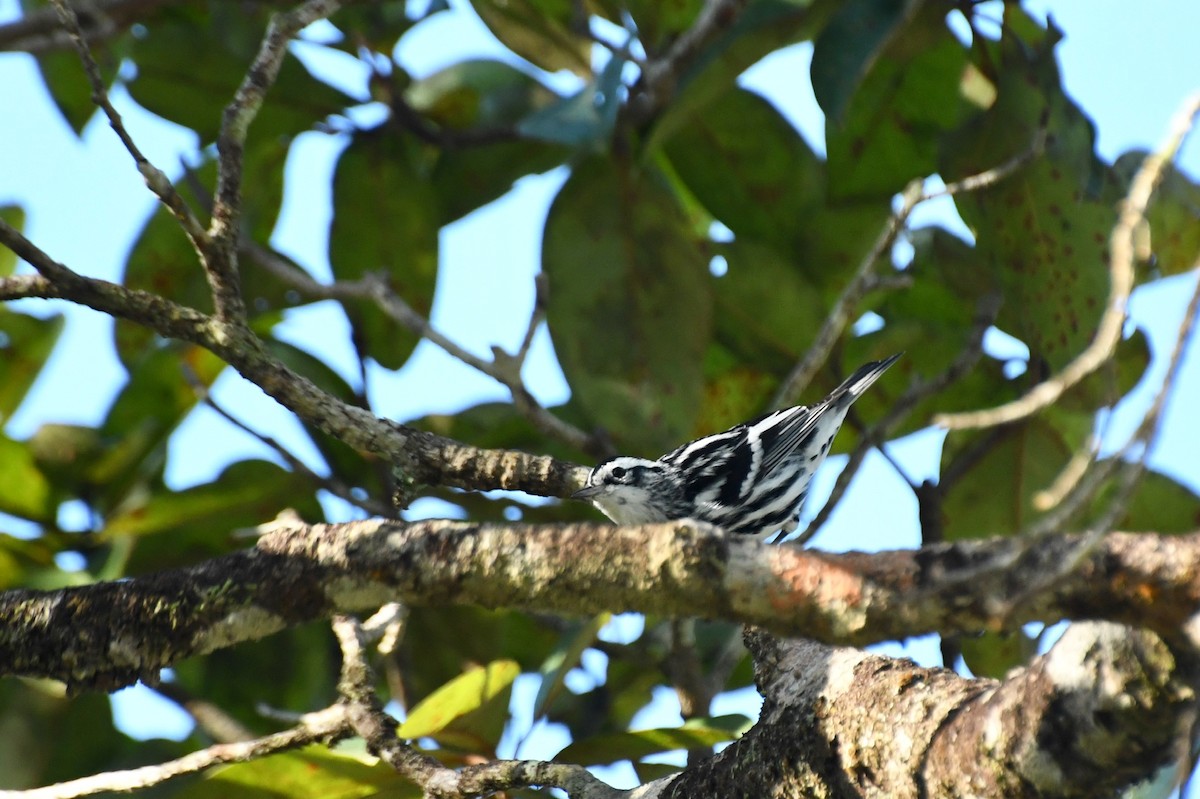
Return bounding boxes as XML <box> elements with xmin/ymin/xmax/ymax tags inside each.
<box><xmin>572</xmin><ymin>485</ymin><xmax>605</xmax><ymax>500</ymax></box>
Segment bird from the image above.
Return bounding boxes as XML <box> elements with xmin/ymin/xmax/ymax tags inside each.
<box><xmin>572</xmin><ymin>354</ymin><xmax>900</xmax><ymax>539</ymax></box>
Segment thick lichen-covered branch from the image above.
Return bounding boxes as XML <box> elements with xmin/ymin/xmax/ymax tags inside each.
<box><xmin>2</xmin><ymin>518</ymin><xmax>1198</xmax><ymax>691</ymax></box>
<box><xmin>3</xmin><ymin>520</ymin><xmax>1196</xmax><ymax>798</ymax></box>
<box><xmin>640</xmin><ymin>624</ymin><xmax>1194</xmax><ymax>798</ymax></box>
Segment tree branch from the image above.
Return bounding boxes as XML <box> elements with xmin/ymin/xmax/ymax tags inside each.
<box><xmin>626</xmin><ymin>0</ymin><xmax>748</xmax><ymax>126</ymax></box>
<box><xmin>49</xmin><ymin>0</ymin><xmax>209</xmax><ymax>252</ymax></box>
<box><xmin>331</xmin><ymin>616</ymin><xmax>621</xmax><ymax>799</ymax></box>
<box><xmin>0</xmin><ymin>219</ymin><xmax>588</xmax><ymax>499</ymax></box>
<box><xmin>0</xmin><ymin>704</ymin><xmax>351</xmax><ymax>799</ymax></box>
<box><xmin>207</xmin><ymin>0</ymin><xmax>345</xmax><ymax>321</ymax></box>
<box><xmin>245</xmin><ymin>244</ymin><xmax>597</xmax><ymax>454</ymax></box>
<box><xmin>0</xmin><ymin>0</ymin><xmax>175</xmax><ymax>54</ymax></box>
<box><xmin>3</xmin><ymin>517</ymin><xmax>1199</xmax><ymax>691</ymax></box>
<box><xmin>794</xmin><ymin>291</ymin><xmax>1001</xmax><ymax>543</ymax></box>
<box><xmin>640</xmin><ymin>623</ymin><xmax>1195</xmax><ymax>798</ymax></box>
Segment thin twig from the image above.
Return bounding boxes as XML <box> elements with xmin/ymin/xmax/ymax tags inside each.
<box><xmin>186</xmin><ymin>371</ymin><xmax>394</xmax><ymax>517</ymax></box>
<box><xmin>206</xmin><ymin>0</ymin><xmax>344</xmax><ymax>322</ymax></box>
<box><xmin>245</xmin><ymin>243</ymin><xmax>596</xmax><ymax>453</ymax></box>
<box><xmin>794</xmin><ymin>292</ymin><xmax>1000</xmax><ymax>543</ymax></box>
<box><xmin>389</xmin><ymin>92</ymin><xmax>521</xmax><ymax>149</ymax></box>
<box><xmin>0</xmin><ymin>706</ymin><xmax>350</xmax><ymax>799</ymax></box>
<box><xmin>0</xmin><ymin>0</ymin><xmax>169</xmax><ymax>54</ymax></box>
<box><xmin>771</xmin><ymin>132</ymin><xmax>1041</xmax><ymax>409</ymax></box>
<box><xmin>330</xmin><ymin>615</ymin><xmax>622</xmax><ymax>798</ymax></box>
<box><xmin>48</xmin><ymin>0</ymin><xmax>209</xmax><ymax>250</ymax></box>
<box><xmin>1033</xmin><ymin>434</ymin><xmax>1099</xmax><ymax>511</ymax></box>
<box><xmin>1004</xmin><ymin>253</ymin><xmax>1200</xmax><ymax>623</ymax></box>
<box><xmin>361</xmin><ymin>602</ymin><xmax>409</xmax><ymax>655</ymax></box>
<box><xmin>152</xmin><ymin>682</ymin><xmax>255</xmax><ymax>743</ymax></box>
<box><xmin>936</xmin><ymin>91</ymin><xmax>1200</xmax><ymax>430</ymax></box>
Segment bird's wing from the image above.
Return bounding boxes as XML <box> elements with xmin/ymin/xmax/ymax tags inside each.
<box><xmin>750</xmin><ymin>405</ymin><xmax>825</xmax><ymax>479</ymax></box>
<box><xmin>755</xmin><ymin>355</ymin><xmax>901</xmax><ymax>477</ymax></box>
<box><xmin>660</xmin><ymin>427</ymin><xmax>759</xmax><ymax>506</ymax></box>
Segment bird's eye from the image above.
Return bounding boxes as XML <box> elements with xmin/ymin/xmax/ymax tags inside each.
<box><xmin>610</xmin><ymin>466</ymin><xmax>627</xmax><ymax>480</ymax></box>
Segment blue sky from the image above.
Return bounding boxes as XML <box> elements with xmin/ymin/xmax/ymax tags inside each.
<box><xmin>1</xmin><ymin>0</ymin><xmax>1198</xmax><ymax>790</ymax></box>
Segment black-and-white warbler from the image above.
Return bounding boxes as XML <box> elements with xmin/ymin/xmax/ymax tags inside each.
<box><xmin>573</xmin><ymin>354</ymin><xmax>900</xmax><ymax>538</ymax></box>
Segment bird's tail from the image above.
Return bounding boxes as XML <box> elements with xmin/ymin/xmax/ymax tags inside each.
<box><xmin>831</xmin><ymin>353</ymin><xmax>902</xmax><ymax>403</ymax></box>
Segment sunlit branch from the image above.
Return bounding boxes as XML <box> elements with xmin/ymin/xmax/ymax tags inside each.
<box><xmin>0</xmin><ymin>705</ymin><xmax>351</xmax><ymax>799</ymax></box>
<box><xmin>1014</xmin><ymin>252</ymin><xmax>1200</xmax><ymax>611</ymax></box>
<box><xmin>935</xmin><ymin>91</ymin><xmax>1200</xmax><ymax>430</ymax></box>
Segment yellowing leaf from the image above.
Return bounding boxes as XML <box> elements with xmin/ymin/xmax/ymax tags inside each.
<box><xmin>398</xmin><ymin>659</ymin><xmax>520</xmax><ymax>751</ymax></box>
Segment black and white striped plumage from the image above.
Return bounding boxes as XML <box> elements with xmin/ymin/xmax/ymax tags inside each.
<box><xmin>573</xmin><ymin>354</ymin><xmax>900</xmax><ymax>538</ymax></box>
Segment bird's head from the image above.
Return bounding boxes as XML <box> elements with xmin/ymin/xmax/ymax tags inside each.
<box><xmin>572</xmin><ymin>456</ymin><xmax>678</xmax><ymax>525</ymax></box>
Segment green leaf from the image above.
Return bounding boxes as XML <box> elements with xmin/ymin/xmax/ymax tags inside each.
<box><xmin>555</xmin><ymin>715</ymin><xmax>750</xmax><ymax>766</ymax></box>
<box><xmin>0</xmin><ymin>533</ymin><xmax>58</xmax><ymax>591</ymax></box>
<box><xmin>533</xmin><ymin>613</ymin><xmax>610</xmax><ymax>720</ymax></box>
<box><xmin>633</xmin><ymin>761</ymin><xmax>686</xmax><ymax>783</ymax></box>
<box><xmin>329</xmin><ymin>129</ymin><xmax>440</xmax><ymax>370</ymax></box>
<box><xmin>0</xmin><ymin>433</ymin><xmax>55</xmax><ymax>523</ymax></box>
<box><xmin>661</xmin><ymin>82</ymin><xmax>890</xmax><ymax>294</ymax></box>
<box><xmin>0</xmin><ymin>309</ymin><xmax>63</xmax><ymax>422</ymax></box>
<box><xmin>1059</xmin><ymin>327</ymin><xmax>1151</xmax><ymax>414</ymax></box>
<box><xmin>431</xmin><ymin>138</ymin><xmax>569</xmax><ymax>224</ymax></box>
<box><xmin>467</xmin><ymin>0</ymin><xmax>591</xmax><ymax>75</ymax></box>
<box><xmin>612</xmin><ymin>0</ymin><xmax>704</xmax><ymax>53</ymax></box>
<box><xmin>23</xmin><ymin>35</ymin><xmax>120</xmax><ymax>134</ymax></box>
<box><xmin>406</xmin><ymin>60</ymin><xmax>568</xmax><ymax>221</ymax></box>
<box><xmin>128</xmin><ymin>10</ymin><xmax>353</xmax><ymax>142</ymax></box>
<box><xmin>91</xmin><ymin>344</ymin><xmax>227</xmax><ymax>513</ymax></box>
<box><xmin>172</xmin><ymin>623</ymin><xmax>336</xmax><ymax>735</ymax></box>
<box><xmin>400</xmin><ymin>608</ymin><xmax>559</xmax><ymax>707</ymax></box>
<box><xmin>709</xmin><ymin>238</ymin><xmax>827</xmax><ymax>372</ymax></box>
<box><xmin>826</xmin><ymin>10</ymin><xmax>978</xmax><ymax>200</ymax></box>
<box><xmin>1086</xmin><ymin>465</ymin><xmax>1200</xmax><ymax>534</ymax></box>
<box><xmin>180</xmin><ymin>747</ymin><xmax>419</xmax><ymax>799</ymax></box>
<box><xmin>1113</xmin><ymin>150</ymin><xmax>1200</xmax><ymax>280</ymax></box>
<box><xmin>939</xmin><ymin>415</ymin><xmax>1089</xmax><ymax>541</ymax></box>
<box><xmin>960</xmin><ymin>630</ymin><xmax>1037</xmax><ymax>679</ymax></box>
<box><xmin>411</xmin><ymin>400</ymin><xmax>586</xmax><ymax>461</ymax></box>
<box><xmin>694</xmin><ymin>344</ymin><xmax>778</xmax><ymax>443</ymax></box>
<box><xmin>663</xmin><ymin>88</ymin><xmax>824</xmax><ymax>255</ymax></box>
<box><xmin>105</xmin><ymin>458</ymin><xmax>319</xmax><ymax>540</ymax></box>
<box><xmin>649</xmin><ymin>0</ymin><xmax>834</xmax><ymax>146</ymax></box>
<box><xmin>940</xmin><ymin>10</ymin><xmax>1112</xmax><ymax>371</ymax></box>
<box><xmin>398</xmin><ymin>659</ymin><xmax>520</xmax><ymax>753</ymax></box>
<box><xmin>26</xmin><ymin>423</ymin><xmax>108</xmax><ymax>499</ymax></box>
<box><xmin>329</xmin><ymin>2</ymin><xmax>422</xmax><ymax>55</ymax></box>
<box><xmin>0</xmin><ymin>205</ymin><xmax>26</xmax><ymax>275</ymax></box>
<box><xmin>405</xmin><ymin>59</ymin><xmax>556</xmax><ymax>130</ymax></box>
<box><xmin>262</xmin><ymin>338</ymin><xmax>376</xmax><ymax>492</ymax></box>
<box><xmin>543</xmin><ymin>156</ymin><xmax>712</xmax><ymax>454</ymax></box>
<box><xmin>0</xmin><ymin>679</ymin><xmax>135</xmax><ymax>788</ymax></box>
<box><xmin>114</xmin><ymin>194</ymin><xmax>211</xmax><ymax>367</ymax></box>
<box><xmin>810</xmin><ymin>0</ymin><xmax>918</xmax><ymax>124</ymax></box>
